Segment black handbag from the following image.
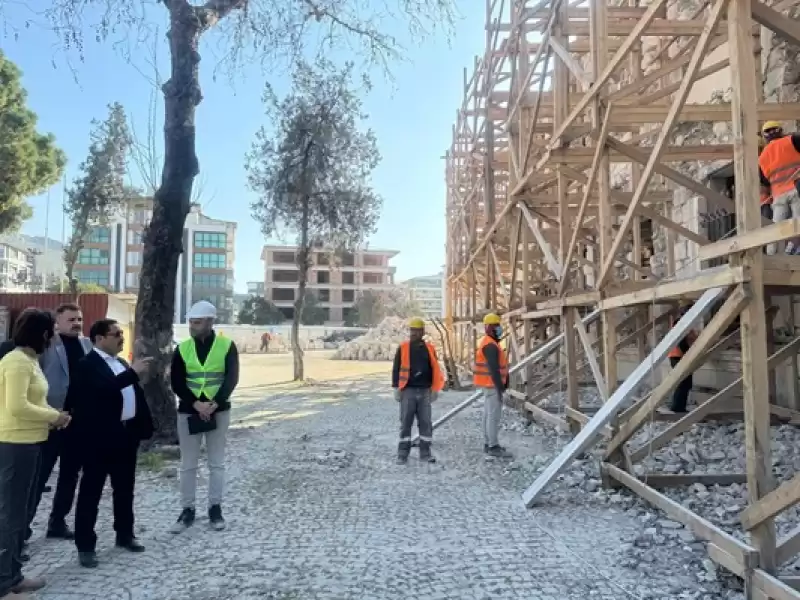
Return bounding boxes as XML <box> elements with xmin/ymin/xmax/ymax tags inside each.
<box><xmin>187</xmin><ymin>413</ymin><xmax>217</xmax><ymax>435</ymax></box>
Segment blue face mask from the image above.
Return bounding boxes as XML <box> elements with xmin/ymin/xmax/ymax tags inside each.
<box><xmin>495</xmin><ymin>325</ymin><xmax>503</xmax><ymax>338</ymax></box>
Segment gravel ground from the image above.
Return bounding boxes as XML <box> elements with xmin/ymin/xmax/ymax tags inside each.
<box><xmin>22</xmin><ymin>371</ymin><xmax>740</xmax><ymax>600</ymax></box>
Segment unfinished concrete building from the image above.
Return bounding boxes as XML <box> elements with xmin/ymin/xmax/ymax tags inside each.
<box><xmin>443</xmin><ymin>0</ymin><xmax>800</xmax><ymax>594</ymax></box>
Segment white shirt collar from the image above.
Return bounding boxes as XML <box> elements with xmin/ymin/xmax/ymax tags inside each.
<box><xmin>93</xmin><ymin>347</ymin><xmax>117</xmax><ymax>361</ymax></box>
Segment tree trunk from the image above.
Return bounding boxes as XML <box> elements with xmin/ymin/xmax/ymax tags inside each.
<box><xmin>292</xmin><ymin>199</ymin><xmax>311</xmax><ymax>382</ymax></box>
<box><xmin>134</xmin><ymin>3</ymin><xmax>202</xmax><ymax>443</ymax></box>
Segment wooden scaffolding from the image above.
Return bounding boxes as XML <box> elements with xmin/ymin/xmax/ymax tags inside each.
<box><xmin>444</xmin><ymin>0</ymin><xmax>800</xmax><ymax>595</ymax></box>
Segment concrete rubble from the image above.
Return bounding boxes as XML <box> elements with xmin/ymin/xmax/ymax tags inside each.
<box><xmin>332</xmin><ymin>317</ymin><xmax>448</xmax><ymax>363</ymax></box>
<box><xmin>501</xmin><ymin>386</ymin><xmax>800</xmax><ymax>598</ymax></box>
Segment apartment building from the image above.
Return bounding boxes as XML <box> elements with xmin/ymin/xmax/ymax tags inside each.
<box><xmin>260</xmin><ymin>245</ymin><xmax>398</xmax><ymax>323</ymax></box>
<box><xmin>402</xmin><ymin>273</ymin><xmax>444</xmax><ymax>319</ymax></box>
<box><xmin>73</xmin><ymin>198</ymin><xmax>237</xmax><ymax>323</ymax></box>
<box><xmin>0</xmin><ymin>243</ymin><xmax>36</xmax><ymax>292</ymax></box>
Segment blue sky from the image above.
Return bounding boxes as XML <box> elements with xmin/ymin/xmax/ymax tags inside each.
<box><xmin>2</xmin><ymin>3</ymin><xmax>485</xmax><ymax>291</ymax></box>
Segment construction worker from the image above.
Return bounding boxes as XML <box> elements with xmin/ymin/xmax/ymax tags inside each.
<box><xmin>474</xmin><ymin>313</ymin><xmax>512</xmax><ymax>459</ymax></box>
<box><xmin>665</xmin><ymin>303</ymin><xmax>697</xmax><ymax>414</ymax></box>
<box><xmin>170</xmin><ymin>301</ymin><xmax>239</xmax><ymax>534</ymax></box>
<box><xmin>391</xmin><ymin>317</ymin><xmax>444</xmax><ymax>464</ymax></box>
<box><xmin>759</xmin><ymin>121</ymin><xmax>800</xmax><ymax>254</ymax></box>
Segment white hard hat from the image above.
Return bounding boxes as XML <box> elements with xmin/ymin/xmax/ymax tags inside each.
<box><xmin>186</xmin><ymin>300</ymin><xmax>217</xmax><ymax>320</ymax></box>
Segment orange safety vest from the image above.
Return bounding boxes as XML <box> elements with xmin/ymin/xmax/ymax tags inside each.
<box><xmin>667</xmin><ymin>316</ymin><xmax>696</xmax><ymax>359</ymax></box>
<box><xmin>760</xmin><ymin>189</ymin><xmax>773</xmax><ymax>206</ymax></box>
<box><xmin>473</xmin><ymin>336</ymin><xmax>509</xmax><ymax>388</ymax></box>
<box><xmin>398</xmin><ymin>341</ymin><xmax>445</xmax><ymax>392</ymax></box>
<box><xmin>759</xmin><ymin>136</ymin><xmax>800</xmax><ymax>197</ymax></box>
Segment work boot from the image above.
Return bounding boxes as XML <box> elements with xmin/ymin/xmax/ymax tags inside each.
<box><xmin>397</xmin><ymin>441</ymin><xmax>411</xmax><ymax>465</ymax></box>
<box><xmin>46</xmin><ymin>519</ymin><xmax>75</xmax><ymax>540</ymax></box>
<box><xmin>209</xmin><ymin>505</ymin><xmax>226</xmax><ymax>531</ymax></box>
<box><xmin>78</xmin><ymin>552</ymin><xmax>99</xmax><ymax>569</ymax></box>
<box><xmin>170</xmin><ymin>507</ymin><xmax>196</xmax><ymax>534</ymax></box>
<box><xmin>486</xmin><ymin>445</ymin><xmax>513</xmax><ymax>459</ymax></box>
<box><xmin>419</xmin><ymin>441</ymin><xmax>436</xmax><ymax>464</ymax></box>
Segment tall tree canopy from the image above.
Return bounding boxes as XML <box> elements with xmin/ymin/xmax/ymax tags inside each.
<box><xmin>248</xmin><ymin>59</ymin><xmax>382</xmax><ymax>380</ymax></box>
<box><xmin>237</xmin><ymin>295</ymin><xmax>284</xmax><ymax>325</ymax></box>
<box><xmin>0</xmin><ymin>51</ymin><xmax>66</xmax><ymax>233</ymax></box>
<box><xmin>63</xmin><ymin>103</ymin><xmax>131</xmax><ymax>294</ymax></box>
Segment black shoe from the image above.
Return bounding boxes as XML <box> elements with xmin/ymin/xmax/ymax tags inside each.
<box><xmin>208</xmin><ymin>505</ymin><xmax>226</xmax><ymax>531</ymax></box>
<box><xmin>20</xmin><ymin>551</ymin><xmax>30</xmax><ymax>563</ymax></box>
<box><xmin>116</xmin><ymin>536</ymin><xmax>145</xmax><ymax>552</ymax></box>
<box><xmin>46</xmin><ymin>520</ymin><xmax>75</xmax><ymax>540</ymax></box>
<box><xmin>486</xmin><ymin>445</ymin><xmax>513</xmax><ymax>459</ymax></box>
<box><xmin>170</xmin><ymin>507</ymin><xmax>196</xmax><ymax>534</ymax></box>
<box><xmin>396</xmin><ymin>455</ymin><xmax>408</xmax><ymax>465</ymax></box>
<box><xmin>419</xmin><ymin>441</ymin><xmax>436</xmax><ymax>463</ymax></box>
<box><xmin>79</xmin><ymin>551</ymin><xmax>99</xmax><ymax>568</ymax></box>
<box><xmin>43</xmin><ymin>485</ymin><xmax>52</xmax><ymax>493</ymax></box>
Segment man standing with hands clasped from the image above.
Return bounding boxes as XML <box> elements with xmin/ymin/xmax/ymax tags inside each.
<box><xmin>170</xmin><ymin>301</ymin><xmax>239</xmax><ymax>534</ymax></box>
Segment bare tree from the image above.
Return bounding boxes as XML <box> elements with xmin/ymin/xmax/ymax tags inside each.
<box><xmin>248</xmin><ymin>59</ymin><xmax>382</xmax><ymax>381</ymax></box>
<box><xmin>15</xmin><ymin>0</ymin><xmax>454</xmax><ymax>440</ymax></box>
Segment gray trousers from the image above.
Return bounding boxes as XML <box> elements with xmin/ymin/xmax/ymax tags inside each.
<box><xmin>399</xmin><ymin>388</ymin><xmax>432</xmax><ymax>443</ymax></box>
<box><xmin>177</xmin><ymin>411</ymin><xmax>231</xmax><ymax>509</ymax></box>
<box><xmin>0</xmin><ymin>442</ymin><xmax>40</xmax><ymax>597</ymax></box>
<box><xmin>483</xmin><ymin>388</ymin><xmax>503</xmax><ymax>447</ymax></box>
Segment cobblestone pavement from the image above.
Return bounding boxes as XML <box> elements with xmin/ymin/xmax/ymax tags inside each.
<box><xmin>24</xmin><ymin>375</ymin><xmax>710</xmax><ymax>600</ymax></box>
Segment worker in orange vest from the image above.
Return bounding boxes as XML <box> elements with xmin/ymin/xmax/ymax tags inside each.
<box><xmin>474</xmin><ymin>313</ymin><xmax>512</xmax><ymax>459</ymax></box>
<box><xmin>391</xmin><ymin>317</ymin><xmax>444</xmax><ymax>464</ymax></box>
<box><xmin>665</xmin><ymin>303</ymin><xmax>698</xmax><ymax>413</ymax></box>
<box><xmin>759</xmin><ymin>121</ymin><xmax>800</xmax><ymax>254</ymax></box>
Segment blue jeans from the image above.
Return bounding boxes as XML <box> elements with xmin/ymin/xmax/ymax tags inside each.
<box><xmin>0</xmin><ymin>442</ymin><xmax>41</xmax><ymax>596</ymax></box>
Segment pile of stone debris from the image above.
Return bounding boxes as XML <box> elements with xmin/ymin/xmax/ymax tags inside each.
<box><xmin>332</xmin><ymin>317</ymin><xmax>448</xmax><ymax>363</ymax></box>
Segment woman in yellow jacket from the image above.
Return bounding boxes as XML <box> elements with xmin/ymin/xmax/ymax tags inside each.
<box><xmin>0</xmin><ymin>309</ymin><xmax>71</xmax><ymax>599</ymax></box>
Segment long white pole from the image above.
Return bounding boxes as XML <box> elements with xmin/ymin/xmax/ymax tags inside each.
<box><xmin>43</xmin><ymin>189</ymin><xmax>50</xmax><ymax>292</ymax></box>
<box><xmin>60</xmin><ymin>173</ymin><xmax>66</xmax><ymax>292</ymax></box>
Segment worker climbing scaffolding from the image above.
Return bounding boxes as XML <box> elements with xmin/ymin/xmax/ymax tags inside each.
<box><xmin>759</xmin><ymin>120</ymin><xmax>800</xmax><ymax>254</ymax></box>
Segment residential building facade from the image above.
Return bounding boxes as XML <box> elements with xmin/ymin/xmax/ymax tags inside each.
<box><xmin>73</xmin><ymin>198</ymin><xmax>237</xmax><ymax>323</ymax></box>
<box><xmin>260</xmin><ymin>245</ymin><xmax>398</xmax><ymax>323</ymax></box>
<box><xmin>402</xmin><ymin>273</ymin><xmax>445</xmax><ymax>319</ymax></box>
<box><xmin>0</xmin><ymin>243</ymin><xmax>37</xmax><ymax>292</ymax></box>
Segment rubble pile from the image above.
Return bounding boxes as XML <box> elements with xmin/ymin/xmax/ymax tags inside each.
<box><xmin>489</xmin><ymin>387</ymin><xmax>800</xmax><ymax>596</ymax></box>
<box><xmin>332</xmin><ymin>317</ymin><xmax>448</xmax><ymax>363</ymax></box>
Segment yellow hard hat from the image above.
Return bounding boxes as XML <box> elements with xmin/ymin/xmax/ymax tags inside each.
<box><xmin>483</xmin><ymin>313</ymin><xmax>501</xmax><ymax>325</ymax></box>
<box><xmin>408</xmin><ymin>317</ymin><xmax>425</xmax><ymax>329</ymax></box>
<box><xmin>762</xmin><ymin>121</ymin><xmax>783</xmax><ymax>133</ymax></box>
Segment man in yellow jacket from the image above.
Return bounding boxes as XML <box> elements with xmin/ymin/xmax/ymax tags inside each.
<box><xmin>391</xmin><ymin>318</ymin><xmax>445</xmax><ymax>464</ymax></box>
<box><xmin>474</xmin><ymin>313</ymin><xmax>512</xmax><ymax>459</ymax></box>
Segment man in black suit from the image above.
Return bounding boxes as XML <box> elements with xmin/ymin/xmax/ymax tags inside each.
<box><xmin>70</xmin><ymin>319</ymin><xmax>153</xmax><ymax>568</ymax></box>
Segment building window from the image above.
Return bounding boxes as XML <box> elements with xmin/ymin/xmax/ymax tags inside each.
<box><xmin>88</xmin><ymin>227</ymin><xmax>110</xmax><ymax>243</ymax></box>
<box><xmin>77</xmin><ymin>248</ymin><xmax>109</xmax><ymax>265</ymax></box>
<box><xmin>272</xmin><ymin>288</ymin><xmax>294</xmax><ymax>302</ymax></box>
<box><xmin>132</xmin><ymin>209</ymin><xmax>151</xmax><ymax>225</ymax></box>
<box><xmin>341</xmin><ymin>252</ymin><xmax>355</xmax><ymax>266</ymax></box>
<box><xmin>316</xmin><ymin>271</ymin><xmax>330</xmax><ymax>284</ymax></box>
<box><xmin>342</xmin><ymin>289</ymin><xmax>355</xmax><ymax>302</ymax></box>
<box><xmin>273</xmin><ymin>269</ymin><xmax>299</xmax><ymax>283</ymax></box>
<box><xmin>194</xmin><ymin>232</ymin><xmax>226</xmax><ymax>248</ymax></box>
<box><xmin>279</xmin><ymin>306</ymin><xmax>295</xmax><ymax>320</ymax></box>
<box><xmin>318</xmin><ymin>289</ymin><xmax>330</xmax><ymax>302</ymax></box>
<box><xmin>127</xmin><ymin>230</ymin><xmax>144</xmax><ymax>245</ymax></box>
<box><xmin>193</xmin><ymin>273</ymin><xmax>227</xmax><ymax>288</ymax></box>
<box><xmin>194</xmin><ymin>253</ymin><xmax>226</xmax><ymax>269</ymax></box>
<box><xmin>125</xmin><ymin>272</ymin><xmax>140</xmax><ymax>289</ymax></box>
<box><xmin>316</xmin><ymin>253</ymin><xmax>329</xmax><ymax>266</ymax></box>
<box><xmin>76</xmin><ymin>269</ymin><xmax>109</xmax><ymax>287</ymax></box>
<box><xmin>342</xmin><ymin>271</ymin><xmax>355</xmax><ymax>285</ymax></box>
<box><xmin>319</xmin><ymin>308</ymin><xmax>330</xmax><ymax>321</ymax></box>
<box><xmin>273</xmin><ymin>251</ymin><xmax>295</xmax><ymax>264</ymax></box>
<box><xmin>363</xmin><ymin>272</ymin><xmax>382</xmax><ymax>285</ymax></box>
<box><xmin>363</xmin><ymin>254</ymin><xmax>382</xmax><ymax>266</ymax></box>
<box><xmin>126</xmin><ymin>251</ymin><xmax>142</xmax><ymax>266</ymax></box>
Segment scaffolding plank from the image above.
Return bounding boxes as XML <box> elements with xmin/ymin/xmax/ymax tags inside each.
<box><xmin>521</xmin><ymin>286</ymin><xmax>727</xmax><ymax>507</ymax></box>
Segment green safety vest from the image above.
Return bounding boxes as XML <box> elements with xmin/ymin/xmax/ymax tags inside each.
<box><xmin>178</xmin><ymin>335</ymin><xmax>232</xmax><ymax>400</ymax></box>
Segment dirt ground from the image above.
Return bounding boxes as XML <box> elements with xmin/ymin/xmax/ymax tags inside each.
<box><xmin>237</xmin><ymin>350</ymin><xmax>392</xmax><ymax>389</ymax></box>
